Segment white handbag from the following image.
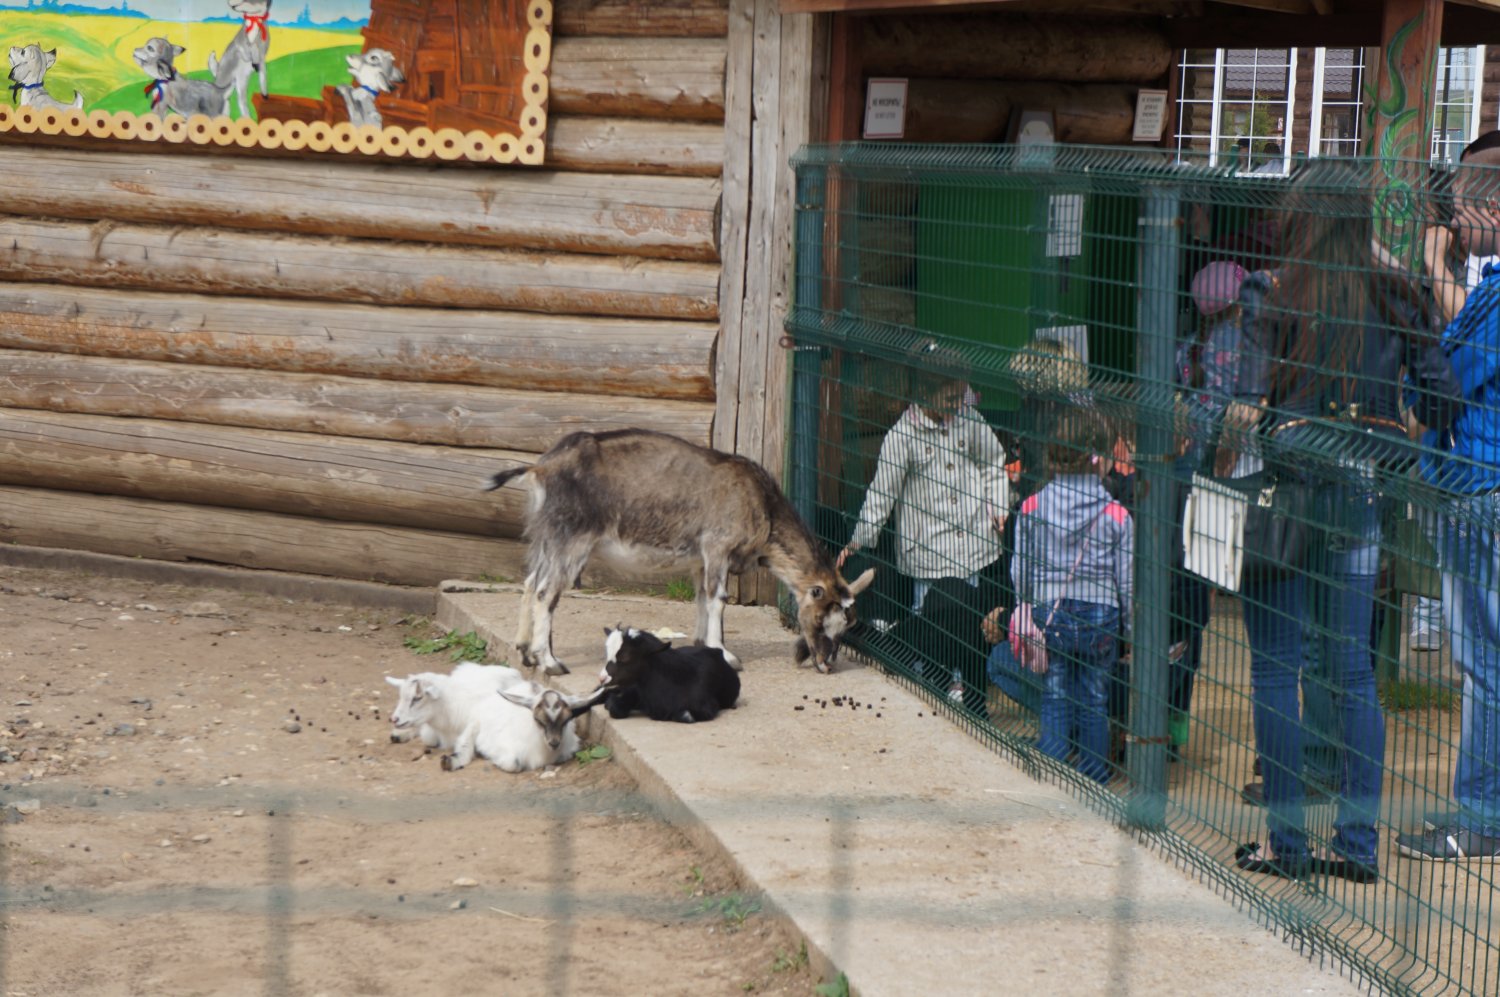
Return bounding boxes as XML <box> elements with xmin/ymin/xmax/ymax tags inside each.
<box><xmin>1182</xmin><ymin>472</ymin><xmax>1251</xmax><ymax>592</ymax></box>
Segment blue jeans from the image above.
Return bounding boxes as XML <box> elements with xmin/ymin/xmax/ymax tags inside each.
<box><xmin>1038</xmin><ymin>600</ymin><xmax>1121</xmax><ymax>784</ymax></box>
<box><xmin>988</xmin><ymin>641</ymin><xmax>1042</xmax><ymax>714</ymax></box>
<box><xmin>1241</xmin><ymin>482</ymin><xmax>1384</xmax><ymax>863</ymax></box>
<box><xmin>1440</xmin><ymin>492</ymin><xmax>1500</xmax><ymax>837</ymax></box>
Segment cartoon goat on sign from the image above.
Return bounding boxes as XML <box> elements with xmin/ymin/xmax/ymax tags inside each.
<box><xmin>486</xmin><ymin>429</ymin><xmax>875</xmax><ymax>677</ymax></box>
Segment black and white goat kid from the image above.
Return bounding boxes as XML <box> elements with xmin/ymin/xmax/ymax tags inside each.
<box><xmin>596</xmin><ymin>626</ymin><xmax>740</xmax><ymax>723</ymax></box>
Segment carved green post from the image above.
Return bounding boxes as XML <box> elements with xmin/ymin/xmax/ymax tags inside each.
<box><xmin>1362</xmin><ymin>0</ymin><xmax>1442</xmax><ymax>268</ymax></box>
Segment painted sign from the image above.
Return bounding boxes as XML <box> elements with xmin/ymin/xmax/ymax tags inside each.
<box><xmin>0</xmin><ymin>0</ymin><xmax>552</xmax><ymax>164</ymax></box>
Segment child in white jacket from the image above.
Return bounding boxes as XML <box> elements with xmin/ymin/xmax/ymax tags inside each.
<box><xmin>838</xmin><ymin>347</ymin><xmax>1009</xmax><ymax>700</ymax></box>
<box><xmin>840</xmin><ymin>365</ymin><xmax>1009</xmax><ymax>605</ymax></box>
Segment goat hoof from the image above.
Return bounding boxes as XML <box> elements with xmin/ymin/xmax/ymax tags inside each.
<box><xmin>815</xmin><ymin>660</ymin><xmax>831</xmax><ymax>675</ymax></box>
<box><xmin>389</xmin><ymin>731</ymin><xmax>408</xmax><ymax>744</ymax></box>
<box><xmin>542</xmin><ymin>661</ymin><xmax>571</xmax><ymax>676</ymax></box>
<box><xmin>440</xmin><ymin>754</ymin><xmax>455</xmax><ymax>771</ymax></box>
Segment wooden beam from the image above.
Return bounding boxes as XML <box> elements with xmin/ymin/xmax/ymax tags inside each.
<box><xmin>713</xmin><ymin>0</ymin><xmax>757</xmax><ymax>456</ymax></box>
<box><xmin>0</xmin><ymin>147</ymin><xmax>723</xmax><ymax>262</ymax></box>
<box><xmin>0</xmin><ymin>217</ymin><xmax>720</xmax><ymax>321</ymax></box>
<box><xmin>860</xmin><ymin>15</ymin><xmax>1173</xmax><ymax>83</ymax></box>
<box><xmin>0</xmin><ymin>408</ymin><xmax>530</xmax><ymax>538</ymax></box>
<box><xmin>0</xmin><ymin>350</ymin><xmax>716</xmax><ymax>453</ymax></box>
<box><xmin>548</xmin><ymin>116</ymin><xmax>724</xmax><ymax>177</ymax></box>
<box><xmin>554</xmin><ymin>0</ymin><xmax>729</xmax><ymax>37</ymax></box>
<box><xmin>551</xmin><ymin>37</ymin><xmax>728</xmax><ymax>121</ymax></box>
<box><xmin>0</xmin><ymin>485</ymin><xmax>532</xmax><ymax>588</ymax></box>
<box><xmin>0</xmin><ymin>283</ymin><xmax>717</xmax><ymax>401</ymax></box>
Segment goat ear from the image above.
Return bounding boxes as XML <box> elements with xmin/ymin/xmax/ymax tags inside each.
<box><xmin>418</xmin><ymin>679</ymin><xmax>441</xmax><ymax>699</ymax></box>
<box><xmin>603</xmin><ymin>627</ymin><xmax>612</xmax><ymax>637</ymax></box>
<box><xmin>808</xmin><ymin>585</ymin><xmax>825</xmax><ymax>601</ymax></box>
<box><xmin>384</xmin><ymin>676</ymin><xmax>405</xmax><ymax>688</ymax></box>
<box><xmin>498</xmin><ymin>687</ymin><xmax>538</xmax><ymax>709</ymax></box>
<box><xmin>847</xmin><ymin>567</ymin><xmax>876</xmax><ymax>596</ymax></box>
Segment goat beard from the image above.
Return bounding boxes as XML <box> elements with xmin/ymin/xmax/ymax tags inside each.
<box><xmin>794</xmin><ymin>633</ymin><xmax>839</xmax><ymax>670</ymax></box>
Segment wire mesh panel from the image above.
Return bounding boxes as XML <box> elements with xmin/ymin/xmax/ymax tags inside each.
<box><xmin>787</xmin><ymin>142</ymin><xmax>1500</xmax><ymax>995</ymax></box>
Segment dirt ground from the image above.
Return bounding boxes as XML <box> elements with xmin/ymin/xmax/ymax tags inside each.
<box><xmin>0</xmin><ymin>563</ymin><xmax>818</xmax><ymax>997</ymax></box>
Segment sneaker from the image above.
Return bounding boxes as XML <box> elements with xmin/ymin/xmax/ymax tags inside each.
<box><xmin>1408</xmin><ymin>627</ymin><xmax>1441</xmax><ymax>652</ymax></box>
<box><xmin>1396</xmin><ymin>825</ymin><xmax>1500</xmax><ymax>860</ymax></box>
<box><xmin>1423</xmin><ymin>809</ymin><xmax>1459</xmax><ymax>832</ymax></box>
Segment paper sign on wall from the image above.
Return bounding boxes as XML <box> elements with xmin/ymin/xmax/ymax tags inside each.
<box><xmin>1133</xmin><ymin>89</ymin><xmax>1169</xmax><ymax>142</ymax></box>
<box><xmin>863</xmin><ymin>78</ymin><xmax>908</xmax><ymax>140</ymax></box>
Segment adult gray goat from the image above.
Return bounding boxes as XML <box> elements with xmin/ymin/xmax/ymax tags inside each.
<box><xmin>486</xmin><ymin>429</ymin><xmax>874</xmax><ymax>676</ymax></box>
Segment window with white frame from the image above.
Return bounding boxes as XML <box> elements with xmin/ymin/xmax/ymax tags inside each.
<box><xmin>1173</xmin><ymin>48</ymin><xmax>1296</xmax><ymax>173</ymax></box>
<box><xmin>1432</xmin><ymin>45</ymin><xmax>1485</xmax><ymax>163</ymax></box>
<box><xmin>1181</xmin><ymin>46</ymin><xmax>1485</xmax><ymax>166</ymax></box>
<box><xmin>1309</xmin><ymin>48</ymin><xmax>1364</xmax><ymax>158</ymax></box>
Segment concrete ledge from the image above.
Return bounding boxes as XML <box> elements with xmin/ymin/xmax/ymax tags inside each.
<box><xmin>437</xmin><ymin>583</ymin><xmax>1358</xmax><ymax>997</ymax></box>
<box><xmin>0</xmin><ymin>544</ymin><xmax>434</xmax><ymax>615</ymax></box>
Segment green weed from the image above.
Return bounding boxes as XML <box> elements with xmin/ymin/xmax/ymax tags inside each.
<box><xmin>664</xmin><ymin>577</ymin><xmax>696</xmax><ymax>602</ymax></box>
<box><xmin>574</xmin><ymin>744</ymin><xmax>612</xmax><ymax>767</ymax></box>
<box><xmin>771</xmin><ymin>942</ymin><xmax>809</xmax><ymax>973</ymax></box>
<box><xmin>690</xmin><ymin>893</ymin><xmax>761</xmax><ymax>930</ymax></box>
<box><xmin>1379</xmin><ymin>679</ymin><xmax>1458</xmax><ymax>713</ymax></box>
<box><xmin>403</xmin><ymin>630</ymin><xmax>488</xmax><ymax>662</ymax></box>
<box><xmin>814</xmin><ymin>973</ymin><xmax>850</xmax><ymax>997</ymax></box>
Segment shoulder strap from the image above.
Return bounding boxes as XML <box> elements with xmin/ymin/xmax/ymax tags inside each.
<box><xmin>1041</xmin><ymin>504</ymin><xmax>1111</xmax><ymax>631</ymax></box>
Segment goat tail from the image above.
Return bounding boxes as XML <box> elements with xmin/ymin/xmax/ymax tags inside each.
<box><xmin>484</xmin><ymin>467</ymin><xmax>531</xmax><ymax>492</ymax></box>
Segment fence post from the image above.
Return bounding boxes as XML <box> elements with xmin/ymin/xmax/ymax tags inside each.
<box><xmin>1126</xmin><ymin>184</ymin><xmax>1180</xmax><ymax>830</ymax></box>
<box><xmin>789</xmin><ymin>163</ymin><xmax>825</xmax><ymax>531</ymax></box>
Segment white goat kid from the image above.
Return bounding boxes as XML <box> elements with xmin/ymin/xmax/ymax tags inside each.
<box><xmin>385</xmin><ymin>661</ymin><xmax>519</xmax><ymax>748</ymax></box>
<box><xmin>384</xmin><ymin>662</ymin><xmax>605</xmax><ymax>773</ymax></box>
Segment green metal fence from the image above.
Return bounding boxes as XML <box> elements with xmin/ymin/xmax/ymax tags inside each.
<box><xmin>786</xmin><ymin>143</ymin><xmax>1500</xmax><ymax>995</ymax></box>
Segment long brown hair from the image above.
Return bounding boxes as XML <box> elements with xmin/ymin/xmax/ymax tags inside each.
<box><xmin>1267</xmin><ymin>161</ymin><xmax>1430</xmax><ymax>408</ymax></box>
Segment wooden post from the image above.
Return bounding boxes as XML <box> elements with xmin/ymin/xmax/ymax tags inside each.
<box><xmin>1363</xmin><ymin>0</ymin><xmax>1443</xmax><ymax>266</ymax></box>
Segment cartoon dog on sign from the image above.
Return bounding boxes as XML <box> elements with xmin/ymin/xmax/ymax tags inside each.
<box><xmin>335</xmin><ymin>48</ymin><xmax>405</xmax><ymax>129</ymax></box>
<box><xmin>208</xmin><ymin>0</ymin><xmax>273</xmax><ymax>119</ymax></box>
<box><xmin>7</xmin><ymin>44</ymin><xmax>83</xmax><ymax>111</ymax></box>
<box><xmin>133</xmin><ymin>37</ymin><xmax>230</xmax><ymax>119</ymax></box>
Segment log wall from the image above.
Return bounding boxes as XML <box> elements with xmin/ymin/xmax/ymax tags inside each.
<box><xmin>0</xmin><ymin>0</ymin><xmax>734</xmax><ymax>588</ymax></box>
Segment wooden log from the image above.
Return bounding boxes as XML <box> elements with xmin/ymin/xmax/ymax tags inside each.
<box><xmin>0</xmin><ymin>217</ymin><xmax>719</xmax><ymax>321</ymax></box>
<box><xmin>860</xmin><ymin>15</ymin><xmax>1173</xmax><ymax>83</ymax></box>
<box><xmin>0</xmin><ymin>284</ymin><xmax>717</xmax><ymax>401</ymax></box>
<box><xmin>902</xmin><ymin>80</ymin><xmax>1139</xmax><ymax>144</ymax></box>
<box><xmin>0</xmin><ymin>112</ymin><xmax>718</xmax><ymax>177</ymax></box>
<box><xmin>547</xmin><ymin>116</ymin><xmax>724</xmax><ymax>176</ymax></box>
<box><xmin>0</xmin><ymin>350</ymin><xmax>715</xmax><ymax>452</ymax></box>
<box><xmin>0</xmin><ymin>408</ymin><xmax>528</xmax><ymax>537</ymax></box>
<box><xmin>0</xmin><ymin>147</ymin><xmax>722</xmax><ymax>262</ymax></box>
<box><xmin>551</xmin><ymin>37</ymin><xmax>727</xmax><ymax>121</ymax></box>
<box><xmin>0</xmin><ymin>486</ymin><xmax>531</xmax><ymax>587</ymax></box>
<box><xmin>553</xmin><ymin>0</ymin><xmax>728</xmax><ymax>37</ymax></box>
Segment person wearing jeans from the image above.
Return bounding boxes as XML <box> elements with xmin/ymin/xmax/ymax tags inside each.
<box><xmin>1236</xmin><ymin>479</ymin><xmax>1384</xmax><ymax>881</ymax></box>
<box><xmin>1224</xmin><ymin>159</ymin><xmax>1457</xmax><ymax>881</ymax></box>
<box><xmin>1037</xmin><ymin>600</ymin><xmax>1123</xmax><ymax>783</ymax></box>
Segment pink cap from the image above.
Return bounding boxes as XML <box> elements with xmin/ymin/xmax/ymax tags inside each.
<box><xmin>1191</xmin><ymin>260</ymin><xmax>1248</xmax><ymax>317</ymax></box>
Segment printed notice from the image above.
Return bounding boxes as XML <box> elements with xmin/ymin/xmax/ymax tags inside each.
<box><xmin>1134</xmin><ymin>89</ymin><xmax>1169</xmax><ymax>142</ymax></box>
<box><xmin>863</xmin><ymin>78</ymin><xmax>908</xmax><ymax>140</ymax></box>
